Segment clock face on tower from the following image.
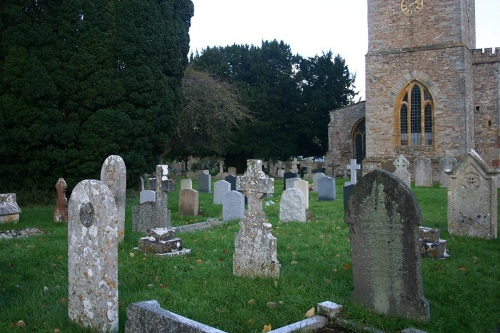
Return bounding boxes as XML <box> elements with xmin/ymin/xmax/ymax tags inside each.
<box><xmin>401</xmin><ymin>0</ymin><xmax>424</xmax><ymax>16</ymax></box>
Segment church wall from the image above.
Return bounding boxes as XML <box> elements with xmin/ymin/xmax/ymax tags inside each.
<box><xmin>325</xmin><ymin>102</ymin><xmax>365</xmax><ymax>177</ymax></box>
<box><xmin>472</xmin><ymin>48</ymin><xmax>500</xmax><ymax>167</ymax></box>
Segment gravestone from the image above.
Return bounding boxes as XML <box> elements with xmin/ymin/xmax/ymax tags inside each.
<box><xmin>345</xmin><ymin>169</ymin><xmax>430</xmax><ymax>322</ymax></box>
<box><xmin>294</xmin><ymin>179</ymin><xmax>310</xmax><ymax>209</ymax></box>
<box><xmin>234</xmin><ymin>159</ymin><xmax>280</xmax><ymax>278</ymax></box>
<box><xmin>198</xmin><ymin>173</ymin><xmax>211</xmax><ymax>193</ymax></box>
<box><xmin>154</xmin><ymin>165</ymin><xmax>176</xmax><ymax>227</ymax></box>
<box><xmin>439</xmin><ymin>156</ymin><xmax>457</xmax><ymax>188</ymax></box>
<box><xmin>346</xmin><ymin>159</ymin><xmax>361</xmax><ymax>186</ymax></box>
<box><xmin>216</xmin><ymin>159</ymin><xmax>225</xmax><ymax>178</ymax></box>
<box><xmin>342</xmin><ymin>183</ymin><xmax>355</xmax><ymax>211</ymax></box>
<box><xmin>393</xmin><ymin>154</ymin><xmax>411</xmax><ymax>187</ymax></box>
<box><xmin>227</xmin><ymin>167</ymin><xmax>237</xmax><ymax>176</ymax></box>
<box><xmin>140</xmin><ymin>190</ymin><xmax>155</xmax><ymax>204</ymax></box>
<box><xmin>304</xmin><ymin>157</ymin><xmax>314</xmax><ymax>180</ymax></box>
<box><xmin>447</xmin><ymin>149</ymin><xmax>499</xmax><ymax>239</ymax></box>
<box><xmin>180</xmin><ymin>178</ymin><xmax>192</xmax><ymax>190</ymax></box>
<box><xmin>224</xmin><ymin>174</ymin><xmax>237</xmax><ymax>191</ymax></box>
<box><xmin>283</xmin><ymin>172</ymin><xmax>298</xmax><ymax>190</ymax></box>
<box><xmin>313</xmin><ymin>172</ymin><xmax>326</xmax><ymax>192</ymax></box>
<box><xmin>100</xmin><ymin>155</ymin><xmax>126</xmax><ymax>241</ymax></box>
<box><xmin>132</xmin><ymin>202</ymin><xmax>157</xmax><ymax>233</ymax></box>
<box><xmin>214</xmin><ymin>180</ymin><xmax>231</xmax><ymax>205</ymax></box>
<box><xmin>222</xmin><ymin>190</ymin><xmax>245</xmax><ymax>221</ymax></box>
<box><xmin>68</xmin><ymin>180</ymin><xmax>119</xmax><ymax>332</ymax></box>
<box><xmin>414</xmin><ymin>157</ymin><xmax>433</xmax><ymax>187</ymax></box>
<box><xmin>285</xmin><ymin>177</ymin><xmax>301</xmax><ymax>190</ymax></box>
<box><xmin>0</xmin><ymin>193</ymin><xmax>21</xmax><ymax>223</ymax></box>
<box><xmin>291</xmin><ymin>157</ymin><xmax>299</xmax><ymax>173</ymax></box>
<box><xmin>179</xmin><ymin>189</ymin><xmax>199</xmax><ymax>217</ymax></box>
<box><xmin>318</xmin><ymin>176</ymin><xmax>336</xmax><ymax>201</ymax></box>
<box><xmin>137</xmin><ymin>227</ymin><xmax>187</xmax><ymax>255</ymax></box>
<box><xmin>54</xmin><ymin>178</ymin><xmax>68</xmax><ymax>223</ymax></box>
<box><xmin>279</xmin><ymin>188</ymin><xmax>306</xmax><ymax>222</ymax></box>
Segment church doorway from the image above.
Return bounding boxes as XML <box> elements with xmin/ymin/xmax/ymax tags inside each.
<box><xmin>352</xmin><ymin>118</ymin><xmax>366</xmax><ymax>165</ymax></box>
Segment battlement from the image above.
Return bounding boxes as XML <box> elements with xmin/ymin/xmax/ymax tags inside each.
<box><xmin>472</xmin><ymin>48</ymin><xmax>500</xmax><ymax>64</ymax></box>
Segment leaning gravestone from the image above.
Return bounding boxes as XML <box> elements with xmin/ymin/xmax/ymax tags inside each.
<box><xmin>234</xmin><ymin>159</ymin><xmax>280</xmax><ymax>278</ymax></box>
<box><xmin>54</xmin><ymin>178</ymin><xmax>68</xmax><ymax>223</ymax></box>
<box><xmin>198</xmin><ymin>173</ymin><xmax>211</xmax><ymax>193</ymax></box>
<box><xmin>279</xmin><ymin>188</ymin><xmax>306</xmax><ymax>222</ymax></box>
<box><xmin>214</xmin><ymin>180</ymin><xmax>231</xmax><ymax>205</ymax></box>
<box><xmin>447</xmin><ymin>149</ymin><xmax>499</xmax><ymax>239</ymax></box>
<box><xmin>393</xmin><ymin>154</ymin><xmax>411</xmax><ymax>187</ymax></box>
<box><xmin>222</xmin><ymin>190</ymin><xmax>245</xmax><ymax>221</ymax></box>
<box><xmin>68</xmin><ymin>180</ymin><xmax>119</xmax><ymax>332</ymax></box>
<box><xmin>313</xmin><ymin>172</ymin><xmax>326</xmax><ymax>192</ymax></box>
<box><xmin>414</xmin><ymin>156</ymin><xmax>433</xmax><ymax>187</ymax></box>
<box><xmin>318</xmin><ymin>176</ymin><xmax>336</xmax><ymax>201</ymax></box>
<box><xmin>100</xmin><ymin>155</ymin><xmax>126</xmax><ymax>241</ymax></box>
<box><xmin>439</xmin><ymin>156</ymin><xmax>457</xmax><ymax>188</ymax></box>
<box><xmin>345</xmin><ymin>169</ymin><xmax>430</xmax><ymax>322</ymax></box>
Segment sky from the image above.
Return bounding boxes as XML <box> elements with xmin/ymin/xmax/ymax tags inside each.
<box><xmin>188</xmin><ymin>0</ymin><xmax>500</xmax><ymax>100</ymax></box>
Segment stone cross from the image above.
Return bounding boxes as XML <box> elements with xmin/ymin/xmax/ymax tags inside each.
<box><xmin>393</xmin><ymin>154</ymin><xmax>411</xmax><ymax>187</ymax></box>
<box><xmin>291</xmin><ymin>157</ymin><xmax>299</xmax><ymax>173</ymax></box>
<box><xmin>346</xmin><ymin>159</ymin><xmax>361</xmax><ymax>185</ymax></box>
<box><xmin>234</xmin><ymin>159</ymin><xmax>280</xmax><ymax>278</ymax></box>
<box><xmin>155</xmin><ymin>165</ymin><xmax>176</xmax><ymax>227</ymax></box>
<box><xmin>217</xmin><ymin>159</ymin><xmax>224</xmax><ymax>175</ymax></box>
<box><xmin>54</xmin><ymin>178</ymin><xmax>68</xmax><ymax>223</ymax></box>
<box><xmin>394</xmin><ymin>154</ymin><xmax>410</xmax><ymax>171</ymax></box>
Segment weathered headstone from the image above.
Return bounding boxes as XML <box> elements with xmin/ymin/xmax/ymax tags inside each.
<box><xmin>68</xmin><ymin>180</ymin><xmax>119</xmax><ymax>332</ymax></box>
<box><xmin>345</xmin><ymin>169</ymin><xmax>430</xmax><ymax>322</ymax></box>
<box><xmin>0</xmin><ymin>193</ymin><xmax>21</xmax><ymax>223</ymax></box>
<box><xmin>214</xmin><ymin>180</ymin><xmax>231</xmax><ymax>205</ymax></box>
<box><xmin>180</xmin><ymin>178</ymin><xmax>192</xmax><ymax>190</ymax></box>
<box><xmin>222</xmin><ymin>190</ymin><xmax>245</xmax><ymax>221</ymax></box>
<box><xmin>100</xmin><ymin>155</ymin><xmax>126</xmax><ymax>240</ymax></box>
<box><xmin>179</xmin><ymin>189</ymin><xmax>199</xmax><ymax>217</ymax></box>
<box><xmin>447</xmin><ymin>149</ymin><xmax>499</xmax><ymax>239</ymax></box>
<box><xmin>54</xmin><ymin>178</ymin><xmax>68</xmax><ymax>223</ymax></box>
<box><xmin>414</xmin><ymin>156</ymin><xmax>433</xmax><ymax>187</ymax></box>
<box><xmin>294</xmin><ymin>179</ymin><xmax>310</xmax><ymax>209</ymax></box>
<box><xmin>224</xmin><ymin>174</ymin><xmax>237</xmax><ymax>191</ymax></box>
<box><xmin>132</xmin><ymin>202</ymin><xmax>157</xmax><ymax>233</ymax></box>
<box><xmin>346</xmin><ymin>159</ymin><xmax>361</xmax><ymax>186</ymax></box>
<box><xmin>439</xmin><ymin>156</ymin><xmax>457</xmax><ymax>188</ymax></box>
<box><xmin>227</xmin><ymin>167</ymin><xmax>237</xmax><ymax>176</ymax></box>
<box><xmin>343</xmin><ymin>183</ymin><xmax>355</xmax><ymax>211</ymax></box>
<box><xmin>318</xmin><ymin>176</ymin><xmax>336</xmax><ymax>201</ymax></box>
<box><xmin>283</xmin><ymin>172</ymin><xmax>298</xmax><ymax>190</ymax></box>
<box><xmin>393</xmin><ymin>154</ymin><xmax>411</xmax><ymax>187</ymax></box>
<box><xmin>198</xmin><ymin>173</ymin><xmax>211</xmax><ymax>193</ymax></box>
<box><xmin>279</xmin><ymin>188</ymin><xmax>306</xmax><ymax>222</ymax></box>
<box><xmin>139</xmin><ymin>190</ymin><xmax>155</xmax><ymax>204</ymax></box>
<box><xmin>154</xmin><ymin>165</ymin><xmax>176</xmax><ymax>227</ymax></box>
<box><xmin>313</xmin><ymin>172</ymin><xmax>326</xmax><ymax>192</ymax></box>
<box><xmin>234</xmin><ymin>159</ymin><xmax>280</xmax><ymax>278</ymax></box>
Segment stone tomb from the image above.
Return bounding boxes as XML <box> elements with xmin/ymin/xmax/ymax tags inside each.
<box><xmin>0</xmin><ymin>193</ymin><xmax>21</xmax><ymax>223</ymax></box>
<box><xmin>234</xmin><ymin>159</ymin><xmax>280</xmax><ymax>278</ymax></box>
<box><xmin>54</xmin><ymin>178</ymin><xmax>68</xmax><ymax>223</ymax></box>
<box><xmin>179</xmin><ymin>189</ymin><xmax>199</xmax><ymax>217</ymax></box>
<box><xmin>68</xmin><ymin>179</ymin><xmax>119</xmax><ymax>332</ymax></box>
<box><xmin>318</xmin><ymin>176</ymin><xmax>336</xmax><ymax>201</ymax></box>
<box><xmin>279</xmin><ymin>188</ymin><xmax>306</xmax><ymax>222</ymax></box>
<box><xmin>447</xmin><ymin>149</ymin><xmax>499</xmax><ymax>239</ymax></box>
<box><xmin>213</xmin><ymin>180</ymin><xmax>231</xmax><ymax>205</ymax></box>
<box><xmin>222</xmin><ymin>190</ymin><xmax>245</xmax><ymax>221</ymax></box>
<box><xmin>414</xmin><ymin>156</ymin><xmax>433</xmax><ymax>187</ymax></box>
<box><xmin>345</xmin><ymin>169</ymin><xmax>430</xmax><ymax>322</ymax></box>
<box><xmin>101</xmin><ymin>155</ymin><xmax>126</xmax><ymax>241</ymax></box>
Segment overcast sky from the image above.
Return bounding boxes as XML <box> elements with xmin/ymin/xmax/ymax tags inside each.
<box><xmin>188</xmin><ymin>0</ymin><xmax>499</xmax><ymax>100</ymax></box>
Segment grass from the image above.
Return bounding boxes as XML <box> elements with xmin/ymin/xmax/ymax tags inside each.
<box><xmin>0</xmin><ymin>178</ymin><xmax>499</xmax><ymax>333</ymax></box>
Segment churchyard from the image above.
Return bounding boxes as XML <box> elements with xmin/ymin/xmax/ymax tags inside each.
<box><xmin>0</xmin><ymin>168</ymin><xmax>499</xmax><ymax>333</ymax></box>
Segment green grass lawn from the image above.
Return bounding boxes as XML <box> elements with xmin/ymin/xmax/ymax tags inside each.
<box><xmin>0</xmin><ymin>178</ymin><xmax>499</xmax><ymax>333</ymax></box>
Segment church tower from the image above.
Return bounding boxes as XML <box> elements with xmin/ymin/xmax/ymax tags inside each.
<box><xmin>363</xmin><ymin>0</ymin><xmax>477</xmax><ymax>172</ymax></box>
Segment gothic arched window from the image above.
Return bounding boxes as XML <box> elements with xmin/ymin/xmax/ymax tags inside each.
<box><xmin>352</xmin><ymin>118</ymin><xmax>366</xmax><ymax>164</ymax></box>
<box><xmin>398</xmin><ymin>82</ymin><xmax>434</xmax><ymax>146</ymax></box>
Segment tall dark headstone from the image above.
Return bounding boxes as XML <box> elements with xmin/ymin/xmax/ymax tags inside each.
<box><xmin>345</xmin><ymin>169</ymin><xmax>430</xmax><ymax>322</ymax></box>
<box><xmin>224</xmin><ymin>175</ymin><xmax>237</xmax><ymax>191</ymax></box>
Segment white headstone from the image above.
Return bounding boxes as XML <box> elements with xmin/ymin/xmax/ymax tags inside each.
<box><xmin>279</xmin><ymin>188</ymin><xmax>306</xmax><ymax>222</ymax></box>
<box><xmin>213</xmin><ymin>180</ymin><xmax>231</xmax><ymax>205</ymax></box>
<box><xmin>294</xmin><ymin>179</ymin><xmax>310</xmax><ymax>209</ymax></box>
<box><xmin>222</xmin><ymin>190</ymin><xmax>245</xmax><ymax>221</ymax></box>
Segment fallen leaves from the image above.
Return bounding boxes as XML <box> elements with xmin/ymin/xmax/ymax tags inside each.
<box><xmin>262</xmin><ymin>323</ymin><xmax>272</xmax><ymax>332</ymax></box>
<box><xmin>458</xmin><ymin>266</ymin><xmax>467</xmax><ymax>272</ymax></box>
<box><xmin>343</xmin><ymin>263</ymin><xmax>351</xmax><ymax>270</ymax></box>
<box><xmin>305</xmin><ymin>307</ymin><xmax>315</xmax><ymax>318</ymax></box>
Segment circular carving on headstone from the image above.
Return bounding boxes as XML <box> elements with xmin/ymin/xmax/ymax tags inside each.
<box><xmin>80</xmin><ymin>201</ymin><xmax>95</xmax><ymax>227</ymax></box>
